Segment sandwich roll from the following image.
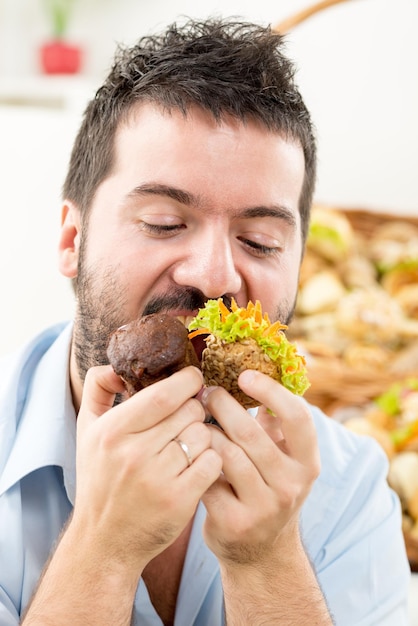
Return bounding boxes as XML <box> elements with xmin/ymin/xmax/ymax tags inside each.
<box><xmin>188</xmin><ymin>298</ymin><xmax>310</xmax><ymax>409</ymax></box>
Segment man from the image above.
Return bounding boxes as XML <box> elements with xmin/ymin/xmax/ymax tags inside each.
<box><xmin>0</xmin><ymin>18</ymin><xmax>410</xmax><ymax>625</ymax></box>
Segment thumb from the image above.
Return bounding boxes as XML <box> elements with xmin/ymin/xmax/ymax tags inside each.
<box><xmin>77</xmin><ymin>365</ymin><xmax>126</xmax><ymax>430</ymax></box>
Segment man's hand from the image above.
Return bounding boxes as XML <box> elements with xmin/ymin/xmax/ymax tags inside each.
<box><xmin>199</xmin><ymin>369</ymin><xmax>332</xmax><ymax>625</ymax></box>
<box><xmin>22</xmin><ymin>365</ymin><xmax>222</xmax><ymax>625</ymax></box>
<box><xmin>74</xmin><ymin>364</ymin><xmax>222</xmax><ymax>570</ymax></box>
<box><xmin>200</xmin><ymin>369</ymin><xmax>319</xmax><ymax>563</ymax></box>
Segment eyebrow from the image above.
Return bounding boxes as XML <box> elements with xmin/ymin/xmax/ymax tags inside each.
<box><xmin>127</xmin><ymin>183</ymin><xmax>197</xmax><ymax>207</ymax></box>
<box><xmin>126</xmin><ymin>183</ymin><xmax>297</xmax><ymax>228</ymax></box>
<box><xmin>237</xmin><ymin>205</ymin><xmax>297</xmax><ymax>228</ymax></box>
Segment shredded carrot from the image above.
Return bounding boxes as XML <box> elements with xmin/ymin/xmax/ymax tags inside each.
<box><xmin>254</xmin><ymin>301</ymin><xmax>263</xmax><ymax>325</ymax></box>
<box><xmin>263</xmin><ymin>320</ymin><xmax>288</xmax><ymax>336</ymax></box>
<box><xmin>218</xmin><ymin>300</ymin><xmax>230</xmax><ymax>321</ymax></box>
<box><xmin>188</xmin><ymin>327</ymin><xmax>210</xmax><ymax>339</ymax></box>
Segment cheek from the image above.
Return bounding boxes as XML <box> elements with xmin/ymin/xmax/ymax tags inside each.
<box><xmin>245</xmin><ymin>254</ymin><xmax>300</xmax><ymax>313</ymax></box>
<box><xmin>109</xmin><ymin>242</ymin><xmax>175</xmax><ymax>298</ymax></box>
<box><xmin>282</xmin><ymin>251</ymin><xmax>302</xmax><ymax>294</ymax></box>
<box><xmin>279</xmin><ymin>239</ymin><xmax>303</xmax><ymax>292</ymax></box>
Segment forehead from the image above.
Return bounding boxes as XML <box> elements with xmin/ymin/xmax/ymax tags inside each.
<box><xmin>111</xmin><ymin>103</ymin><xmax>305</xmax><ymax>214</ymax></box>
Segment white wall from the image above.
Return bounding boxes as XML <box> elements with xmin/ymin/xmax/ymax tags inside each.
<box><xmin>0</xmin><ymin>0</ymin><xmax>417</xmax><ymax>355</ymax></box>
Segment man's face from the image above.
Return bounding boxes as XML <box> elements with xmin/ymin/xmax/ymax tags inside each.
<box><xmin>65</xmin><ymin>104</ymin><xmax>305</xmax><ymax>380</ymax></box>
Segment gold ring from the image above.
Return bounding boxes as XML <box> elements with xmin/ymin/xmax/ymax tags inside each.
<box><xmin>174</xmin><ymin>438</ymin><xmax>193</xmax><ymax>467</ymax></box>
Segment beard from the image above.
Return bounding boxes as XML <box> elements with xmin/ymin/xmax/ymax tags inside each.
<box><xmin>72</xmin><ymin>261</ymin><xmax>210</xmax><ymax>383</ymax></box>
<box><xmin>72</xmin><ymin>244</ymin><xmax>297</xmax><ymax>385</ymax></box>
<box><xmin>72</xmin><ymin>264</ymin><xmax>128</xmax><ymax>384</ymax></box>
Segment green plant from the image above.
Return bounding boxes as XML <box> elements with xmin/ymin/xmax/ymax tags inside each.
<box><xmin>42</xmin><ymin>0</ymin><xmax>77</xmax><ymax>38</ymax></box>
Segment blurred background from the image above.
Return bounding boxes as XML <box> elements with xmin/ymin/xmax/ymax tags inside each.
<box><xmin>0</xmin><ymin>0</ymin><xmax>417</xmax><ymax>355</ymax></box>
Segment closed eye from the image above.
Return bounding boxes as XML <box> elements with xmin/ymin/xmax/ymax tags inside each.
<box><xmin>139</xmin><ymin>222</ymin><xmax>186</xmax><ymax>236</ymax></box>
<box><xmin>239</xmin><ymin>237</ymin><xmax>280</xmax><ymax>257</ymax></box>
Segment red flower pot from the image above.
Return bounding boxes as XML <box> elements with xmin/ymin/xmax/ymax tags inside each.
<box><xmin>40</xmin><ymin>40</ymin><xmax>82</xmax><ymax>75</ymax></box>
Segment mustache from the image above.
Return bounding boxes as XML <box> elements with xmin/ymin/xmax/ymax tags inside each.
<box><xmin>143</xmin><ymin>288</ymin><xmax>233</xmax><ymax>316</ymax></box>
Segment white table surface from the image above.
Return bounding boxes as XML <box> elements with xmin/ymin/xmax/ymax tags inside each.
<box><xmin>409</xmin><ymin>574</ymin><xmax>418</xmax><ymax>625</ymax></box>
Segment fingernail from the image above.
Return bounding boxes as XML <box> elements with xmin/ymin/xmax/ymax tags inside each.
<box><xmin>239</xmin><ymin>369</ymin><xmax>256</xmax><ymax>385</ymax></box>
<box><xmin>198</xmin><ymin>385</ymin><xmax>217</xmax><ymax>406</ymax></box>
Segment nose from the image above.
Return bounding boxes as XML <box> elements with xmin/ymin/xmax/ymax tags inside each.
<box><xmin>172</xmin><ymin>232</ymin><xmax>242</xmax><ymax>299</ymax></box>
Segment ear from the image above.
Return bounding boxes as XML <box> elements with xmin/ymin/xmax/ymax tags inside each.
<box><xmin>58</xmin><ymin>201</ymin><xmax>81</xmax><ymax>278</ymax></box>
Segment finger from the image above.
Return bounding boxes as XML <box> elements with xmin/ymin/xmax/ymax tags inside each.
<box><xmin>200</xmin><ymin>386</ymin><xmax>280</xmax><ymax>485</ymax></box>
<box><xmin>238</xmin><ymin>369</ymin><xmax>318</xmax><ymax>462</ymax></box>
<box><xmin>168</xmin><ymin>420</ymin><xmax>212</xmax><ymax>472</ymax></box>
<box><xmin>256</xmin><ymin>407</ymin><xmax>286</xmax><ymax>446</ymax></box>
<box><xmin>111</xmin><ymin>366</ymin><xmax>204</xmax><ymax>433</ymax></box>
<box><xmin>178</xmin><ymin>448</ymin><xmax>223</xmax><ymax>499</ymax></box>
<box><xmin>133</xmin><ymin>365</ymin><xmax>203</xmax><ymax>425</ymax></box>
<box><xmin>199</xmin><ymin>385</ymin><xmax>254</xmax><ymax>437</ymax></box>
<box><xmin>78</xmin><ymin>365</ymin><xmax>126</xmax><ymax>426</ymax></box>
<box><xmin>208</xmin><ymin>423</ymin><xmax>266</xmax><ymax>503</ymax></box>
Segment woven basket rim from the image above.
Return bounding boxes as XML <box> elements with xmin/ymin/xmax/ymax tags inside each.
<box><xmin>274</xmin><ymin>0</ymin><xmax>352</xmax><ymax>34</ymax></box>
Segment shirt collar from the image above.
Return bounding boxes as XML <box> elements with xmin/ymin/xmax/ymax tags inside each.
<box><xmin>0</xmin><ymin>323</ymin><xmax>76</xmax><ymax>500</ymax></box>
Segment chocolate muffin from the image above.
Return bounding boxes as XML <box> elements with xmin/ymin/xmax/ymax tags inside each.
<box><xmin>107</xmin><ymin>313</ymin><xmax>200</xmax><ymax>395</ymax></box>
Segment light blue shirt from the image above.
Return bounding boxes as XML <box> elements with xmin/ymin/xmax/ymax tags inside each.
<box><xmin>0</xmin><ymin>323</ymin><xmax>411</xmax><ymax>625</ymax></box>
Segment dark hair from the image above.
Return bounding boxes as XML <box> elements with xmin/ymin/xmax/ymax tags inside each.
<box><xmin>63</xmin><ymin>18</ymin><xmax>316</xmax><ymax>242</ymax></box>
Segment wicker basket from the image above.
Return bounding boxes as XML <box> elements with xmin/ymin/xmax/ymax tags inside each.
<box><xmin>294</xmin><ymin>207</ymin><xmax>418</xmax><ymax>414</ymax></box>
<box><xmin>302</xmin><ymin>355</ymin><xmax>410</xmax><ymax>415</ymax></box>
<box><xmin>338</xmin><ymin>207</ymin><xmax>418</xmax><ymax>238</ymax></box>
